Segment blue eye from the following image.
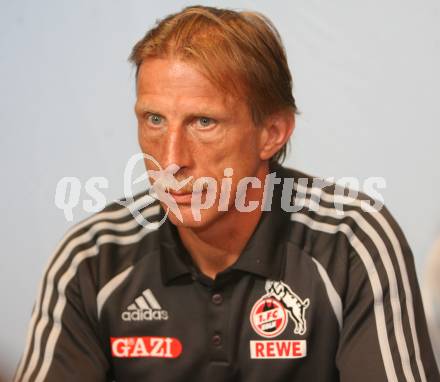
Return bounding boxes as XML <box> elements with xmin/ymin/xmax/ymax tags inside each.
<box><xmin>147</xmin><ymin>114</ymin><xmax>163</xmax><ymax>126</ymax></box>
<box><xmin>197</xmin><ymin>117</ymin><xmax>214</xmax><ymax>128</ymax></box>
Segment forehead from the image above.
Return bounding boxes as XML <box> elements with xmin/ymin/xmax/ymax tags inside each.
<box><xmin>136</xmin><ymin>58</ymin><xmax>237</xmax><ymax>111</ymax></box>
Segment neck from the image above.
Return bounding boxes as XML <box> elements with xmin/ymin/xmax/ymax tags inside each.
<box><xmin>177</xmin><ymin>162</ymin><xmax>269</xmax><ymax>279</ymax></box>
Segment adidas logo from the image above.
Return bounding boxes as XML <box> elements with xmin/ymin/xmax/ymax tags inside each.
<box><xmin>121</xmin><ymin>289</ymin><xmax>169</xmax><ymax>322</ymax></box>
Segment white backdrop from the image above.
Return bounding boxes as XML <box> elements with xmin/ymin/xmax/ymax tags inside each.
<box><xmin>1</xmin><ymin>0</ymin><xmax>439</xmax><ymax>379</ymax></box>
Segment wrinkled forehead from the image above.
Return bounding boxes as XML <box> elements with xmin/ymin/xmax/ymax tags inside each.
<box><xmin>136</xmin><ymin>57</ymin><xmax>247</xmax><ymax>112</ymax></box>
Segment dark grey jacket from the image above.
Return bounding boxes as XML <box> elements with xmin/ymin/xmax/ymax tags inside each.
<box><xmin>15</xmin><ymin>164</ymin><xmax>440</xmax><ymax>382</ymax></box>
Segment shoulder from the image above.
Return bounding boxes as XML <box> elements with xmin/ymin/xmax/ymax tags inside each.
<box><xmin>275</xmin><ymin>164</ymin><xmax>410</xmax><ymax>258</ymax></box>
<box><xmin>45</xmin><ymin>189</ymin><xmax>164</xmax><ymax>292</ymax></box>
<box><xmin>276</xmin><ymin>165</ymin><xmax>414</xmax><ymax>301</ymax></box>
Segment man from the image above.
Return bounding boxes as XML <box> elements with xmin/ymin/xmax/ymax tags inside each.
<box><xmin>423</xmin><ymin>236</ymin><xmax>440</xmax><ymax>367</ymax></box>
<box><xmin>15</xmin><ymin>5</ymin><xmax>439</xmax><ymax>382</ymax></box>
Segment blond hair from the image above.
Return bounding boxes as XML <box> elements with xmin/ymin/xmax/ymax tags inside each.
<box><xmin>129</xmin><ymin>5</ymin><xmax>298</xmax><ymax>163</ymax></box>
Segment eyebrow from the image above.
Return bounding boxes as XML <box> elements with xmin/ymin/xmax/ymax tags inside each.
<box><xmin>135</xmin><ymin>105</ymin><xmax>162</xmax><ymax>116</ymax></box>
<box><xmin>134</xmin><ymin>102</ymin><xmax>228</xmax><ymax>119</ymax></box>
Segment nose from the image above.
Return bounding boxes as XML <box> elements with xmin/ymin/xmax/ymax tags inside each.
<box><xmin>161</xmin><ymin>125</ymin><xmax>191</xmax><ymax>172</ymax></box>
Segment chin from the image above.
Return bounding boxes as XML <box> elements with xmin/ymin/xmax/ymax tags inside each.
<box><xmin>165</xmin><ymin>204</ymin><xmax>224</xmax><ymax>229</ymax></box>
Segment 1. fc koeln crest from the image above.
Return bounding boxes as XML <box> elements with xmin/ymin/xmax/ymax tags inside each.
<box><xmin>250</xmin><ymin>280</ymin><xmax>310</xmax><ymax>338</ymax></box>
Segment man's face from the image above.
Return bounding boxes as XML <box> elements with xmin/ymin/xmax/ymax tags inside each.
<box><xmin>135</xmin><ymin>58</ymin><xmax>267</xmax><ymax>228</ymax></box>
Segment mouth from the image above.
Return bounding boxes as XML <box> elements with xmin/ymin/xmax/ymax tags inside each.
<box><xmin>168</xmin><ymin>189</ymin><xmax>195</xmax><ymax>204</ymax></box>
<box><xmin>168</xmin><ymin>189</ymin><xmax>192</xmax><ymax>195</ymax></box>
<box><xmin>168</xmin><ymin>189</ymin><xmax>204</xmax><ymax>204</ymax></box>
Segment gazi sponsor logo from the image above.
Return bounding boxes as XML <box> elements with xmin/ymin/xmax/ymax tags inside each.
<box><xmin>111</xmin><ymin>336</ymin><xmax>182</xmax><ymax>358</ymax></box>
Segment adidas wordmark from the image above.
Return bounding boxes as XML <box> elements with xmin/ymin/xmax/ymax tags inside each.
<box><xmin>121</xmin><ymin>289</ymin><xmax>168</xmax><ymax>322</ymax></box>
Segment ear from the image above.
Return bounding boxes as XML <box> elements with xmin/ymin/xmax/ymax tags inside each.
<box><xmin>258</xmin><ymin>109</ymin><xmax>295</xmax><ymax>161</ymax></box>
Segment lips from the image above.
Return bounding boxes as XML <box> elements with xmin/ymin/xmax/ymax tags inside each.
<box><xmin>169</xmin><ymin>189</ymin><xmax>192</xmax><ymax>196</ymax></box>
<box><xmin>168</xmin><ymin>191</ymin><xmax>193</xmax><ymax>204</ymax></box>
<box><xmin>168</xmin><ymin>189</ymin><xmax>203</xmax><ymax>204</ymax></box>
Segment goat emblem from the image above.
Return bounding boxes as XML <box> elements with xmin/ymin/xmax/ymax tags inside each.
<box><xmin>264</xmin><ymin>280</ymin><xmax>310</xmax><ymax>336</ymax></box>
